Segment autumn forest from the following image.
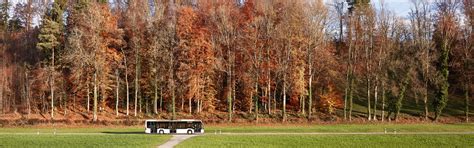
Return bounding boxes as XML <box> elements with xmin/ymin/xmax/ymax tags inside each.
<box><xmin>0</xmin><ymin>0</ymin><xmax>472</xmax><ymax>124</ymax></box>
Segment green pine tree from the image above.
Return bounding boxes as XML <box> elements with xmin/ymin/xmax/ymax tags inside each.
<box><xmin>36</xmin><ymin>1</ymin><xmax>65</xmax><ymax>120</ymax></box>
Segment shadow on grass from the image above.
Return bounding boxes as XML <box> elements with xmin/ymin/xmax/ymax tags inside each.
<box><xmin>102</xmin><ymin>132</ymin><xmax>146</xmax><ymax>135</ymax></box>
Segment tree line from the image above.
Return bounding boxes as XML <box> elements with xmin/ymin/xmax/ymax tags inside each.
<box><xmin>0</xmin><ymin>0</ymin><xmax>472</xmax><ymax>122</ymax></box>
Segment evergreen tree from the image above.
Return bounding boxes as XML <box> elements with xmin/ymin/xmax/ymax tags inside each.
<box><xmin>36</xmin><ymin>1</ymin><xmax>65</xmax><ymax>119</ymax></box>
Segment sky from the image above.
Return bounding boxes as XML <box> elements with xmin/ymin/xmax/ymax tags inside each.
<box><xmin>380</xmin><ymin>0</ymin><xmax>413</xmax><ymax>17</ymax></box>
<box><xmin>324</xmin><ymin>0</ymin><xmax>420</xmax><ymax>18</ymax></box>
<box><xmin>8</xmin><ymin>0</ymin><xmax>416</xmax><ymax>17</ymax></box>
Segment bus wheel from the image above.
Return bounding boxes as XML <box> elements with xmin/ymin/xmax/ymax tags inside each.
<box><xmin>187</xmin><ymin>130</ymin><xmax>192</xmax><ymax>135</ymax></box>
<box><xmin>159</xmin><ymin>130</ymin><xmax>164</xmax><ymax>134</ymax></box>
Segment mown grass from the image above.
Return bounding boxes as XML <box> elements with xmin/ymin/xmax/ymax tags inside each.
<box><xmin>0</xmin><ymin>127</ymin><xmax>170</xmax><ymax>148</ymax></box>
<box><xmin>0</xmin><ymin>127</ymin><xmax>143</xmax><ymax>133</ymax></box>
<box><xmin>0</xmin><ymin>123</ymin><xmax>473</xmax><ymax>147</ymax></box>
<box><xmin>206</xmin><ymin>123</ymin><xmax>474</xmax><ymax>133</ymax></box>
<box><xmin>1</xmin><ymin>123</ymin><xmax>472</xmax><ymax>134</ymax></box>
<box><xmin>177</xmin><ymin>134</ymin><xmax>474</xmax><ymax>148</ymax></box>
<box><xmin>0</xmin><ymin>134</ymin><xmax>169</xmax><ymax>148</ymax></box>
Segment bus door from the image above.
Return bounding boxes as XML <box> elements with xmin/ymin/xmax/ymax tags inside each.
<box><xmin>170</xmin><ymin>122</ymin><xmax>177</xmax><ymax>133</ymax></box>
<box><xmin>193</xmin><ymin>121</ymin><xmax>202</xmax><ymax>133</ymax></box>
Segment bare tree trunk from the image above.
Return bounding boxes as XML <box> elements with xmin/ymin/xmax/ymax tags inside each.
<box><xmin>255</xmin><ymin>80</ymin><xmax>259</xmax><ymax>123</ymax></box>
<box><xmin>87</xmin><ymin>82</ymin><xmax>90</xmax><ymax>112</ymax></box>
<box><xmin>181</xmin><ymin>97</ymin><xmax>184</xmax><ymax>112</ymax></box>
<box><xmin>134</xmin><ymin>50</ymin><xmax>139</xmax><ymax>117</ymax></box>
<box><xmin>250</xmin><ymin>91</ymin><xmax>253</xmax><ymax>113</ymax></box>
<box><xmin>308</xmin><ymin>73</ymin><xmax>312</xmax><ymax>119</ymax></box>
<box><xmin>116</xmin><ymin>69</ymin><xmax>120</xmax><ymax>116</ymax></box>
<box><xmin>266</xmin><ymin>46</ymin><xmax>271</xmax><ymax>115</ymax></box>
<box><xmin>125</xmin><ymin>65</ymin><xmax>129</xmax><ymax>116</ymax></box>
<box><xmin>169</xmin><ymin>0</ymin><xmax>177</xmax><ymax>120</ymax></box>
<box><xmin>0</xmin><ymin>68</ymin><xmax>3</xmax><ymax>115</ymax></box>
<box><xmin>154</xmin><ymin>76</ymin><xmax>158</xmax><ymax>115</ymax></box>
<box><xmin>51</xmin><ymin>47</ymin><xmax>55</xmax><ymax>120</ymax></box>
<box><xmin>347</xmin><ymin>14</ymin><xmax>354</xmax><ymax>121</ymax></box>
<box><xmin>382</xmin><ymin>82</ymin><xmax>385</xmax><ymax>122</ymax></box>
<box><xmin>145</xmin><ymin>98</ymin><xmax>149</xmax><ymax>115</ymax></box>
<box><xmin>264</xmin><ymin>86</ymin><xmax>268</xmax><ymax>113</ymax></box>
<box><xmin>268</xmin><ymin>74</ymin><xmax>271</xmax><ymax>115</ymax></box>
<box><xmin>366</xmin><ymin>45</ymin><xmax>371</xmax><ymax>121</ymax></box>
<box><xmin>171</xmin><ymin>52</ymin><xmax>176</xmax><ymax>120</ymax></box>
<box><xmin>139</xmin><ymin>93</ymin><xmax>142</xmax><ymax>114</ymax></box>
<box><xmin>301</xmin><ymin>95</ymin><xmax>305</xmax><ymax>115</ymax></box>
<box><xmin>367</xmin><ymin>78</ymin><xmax>371</xmax><ymax>121</ymax></box>
<box><xmin>227</xmin><ymin>88</ymin><xmax>232</xmax><ymax>121</ymax></box>
<box><xmin>282</xmin><ymin>74</ymin><xmax>287</xmax><ymax>122</ymax></box>
<box><xmin>197</xmin><ymin>98</ymin><xmax>201</xmax><ymax>113</ymax></box>
<box><xmin>25</xmin><ymin>70</ymin><xmax>30</xmax><ymax>117</ymax></box>
<box><xmin>373</xmin><ymin>79</ymin><xmax>378</xmax><ymax>120</ymax></box>
<box><xmin>349</xmin><ymin>75</ymin><xmax>354</xmax><ymax>121</ymax></box>
<box><xmin>0</xmin><ymin>42</ymin><xmax>4</xmax><ymax>114</ymax></box>
<box><xmin>424</xmin><ymin>81</ymin><xmax>429</xmax><ymax>120</ymax></box>
<box><xmin>233</xmin><ymin>79</ymin><xmax>237</xmax><ymax>115</ymax></box>
<box><xmin>93</xmin><ymin>72</ymin><xmax>98</xmax><ymax>122</ymax></box>
<box><xmin>228</xmin><ymin>69</ymin><xmax>232</xmax><ymax>122</ymax></box>
<box><xmin>344</xmin><ymin>85</ymin><xmax>348</xmax><ymax>120</ymax></box>
<box><xmin>160</xmin><ymin>86</ymin><xmax>163</xmax><ymax>112</ymax></box>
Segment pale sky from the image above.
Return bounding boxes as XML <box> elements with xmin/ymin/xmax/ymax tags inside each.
<box><xmin>382</xmin><ymin>0</ymin><xmax>413</xmax><ymax>17</ymax></box>
<box><xmin>8</xmin><ymin>0</ymin><xmax>419</xmax><ymax>16</ymax></box>
<box><xmin>8</xmin><ymin>0</ymin><xmax>422</xmax><ymax>20</ymax></box>
<box><xmin>324</xmin><ymin>0</ymin><xmax>428</xmax><ymax>18</ymax></box>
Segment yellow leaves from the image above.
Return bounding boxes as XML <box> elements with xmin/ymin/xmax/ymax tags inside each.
<box><xmin>318</xmin><ymin>84</ymin><xmax>343</xmax><ymax>114</ymax></box>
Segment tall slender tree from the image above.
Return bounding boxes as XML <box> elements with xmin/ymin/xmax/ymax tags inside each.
<box><xmin>36</xmin><ymin>0</ymin><xmax>65</xmax><ymax>119</ymax></box>
<box><xmin>433</xmin><ymin>0</ymin><xmax>460</xmax><ymax>121</ymax></box>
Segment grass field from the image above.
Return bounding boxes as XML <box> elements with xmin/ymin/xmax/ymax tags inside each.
<box><xmin>189</xmin><ymin>123</ymin><xmax>474</xmax><ymax>147</ymax></box>
<box><xmin>205</xmin><ymin>123</ymin><xmax>474</xmax><ymax>133</ymax></box>
<box><xmin>0</xmin><ymin>128</ymin><xmax>170</xmax><ymax>148</ymax></box>
<box><xmin>0</xmin><ymin>134</ymin><xmax>169</xmax><ymax>148</ymax></box>
<box><xmin>0</xmin><ymin>123</ymin><xmax>473</xmax><ymax>147</ymax></box>
<box><xmin>177</xmin><ymin>134</ymin><xmax>474</xmax><ymax>148</ymax></box>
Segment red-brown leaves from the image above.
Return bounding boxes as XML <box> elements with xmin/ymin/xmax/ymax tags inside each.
<box><xmin>176</xmin><ymin>6</ymin><xmax>215</xmax><ymax>112</ymax></box>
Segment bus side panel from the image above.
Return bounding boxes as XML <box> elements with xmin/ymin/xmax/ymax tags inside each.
<box><xmin>157</xmin><ymin>128</ymin><xmax>170</xmax><ymax>134</ymax></box>
<box><xmin>145</xmin><ymin>128</ymin><xmax>152</xmax><ymax>134</ymax></box>
<box><xmin>176</xmin><ymin>129</ymin><xmax>192</xmax><ymax>134</ymax></box>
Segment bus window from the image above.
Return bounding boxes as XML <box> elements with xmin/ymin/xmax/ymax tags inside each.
<box><xmin>186</xmin><ymin>123</ymin><xmax>193</xmax><ymax>128</ymax></box>
<box><xmin>193</xmin><ymin>122</ymin><xmax>202</xmax><ymax>129</ymax></box>
<box><xmin>157</xmin><ymin>122</ymin><xmax>166</xmax><ymax>128</ymax></box>
<box><xmin>147</xmin><ymin>121</ymin><xmax>156</xmax><ymax>129</ymax></box>
<box><xmin>175</xmin><ymin>122</ymin><xmax>185</xmax><ymax>129</ymax></box>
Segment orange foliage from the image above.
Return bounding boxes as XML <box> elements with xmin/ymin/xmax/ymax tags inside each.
<box><xmin>176</xmin><ymin>6</ymin><xmax>216</xmax><ymax>112</ymax></box>
<box><xmin>318</xmin><ymin>83</ymin><xmax>343</xmax><ymax>114</ymax></box>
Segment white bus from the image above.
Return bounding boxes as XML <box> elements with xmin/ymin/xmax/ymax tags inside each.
<box><xmin>145</xmin><ymin>119</ymin><xmax>204</xmax><ymax>134</ymax></box>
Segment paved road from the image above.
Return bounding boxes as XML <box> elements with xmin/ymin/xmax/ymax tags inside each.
<box><xmin>158</xmin><ymin>135</ymin><xmax>197</xmax><ymax>148</ymax></box>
